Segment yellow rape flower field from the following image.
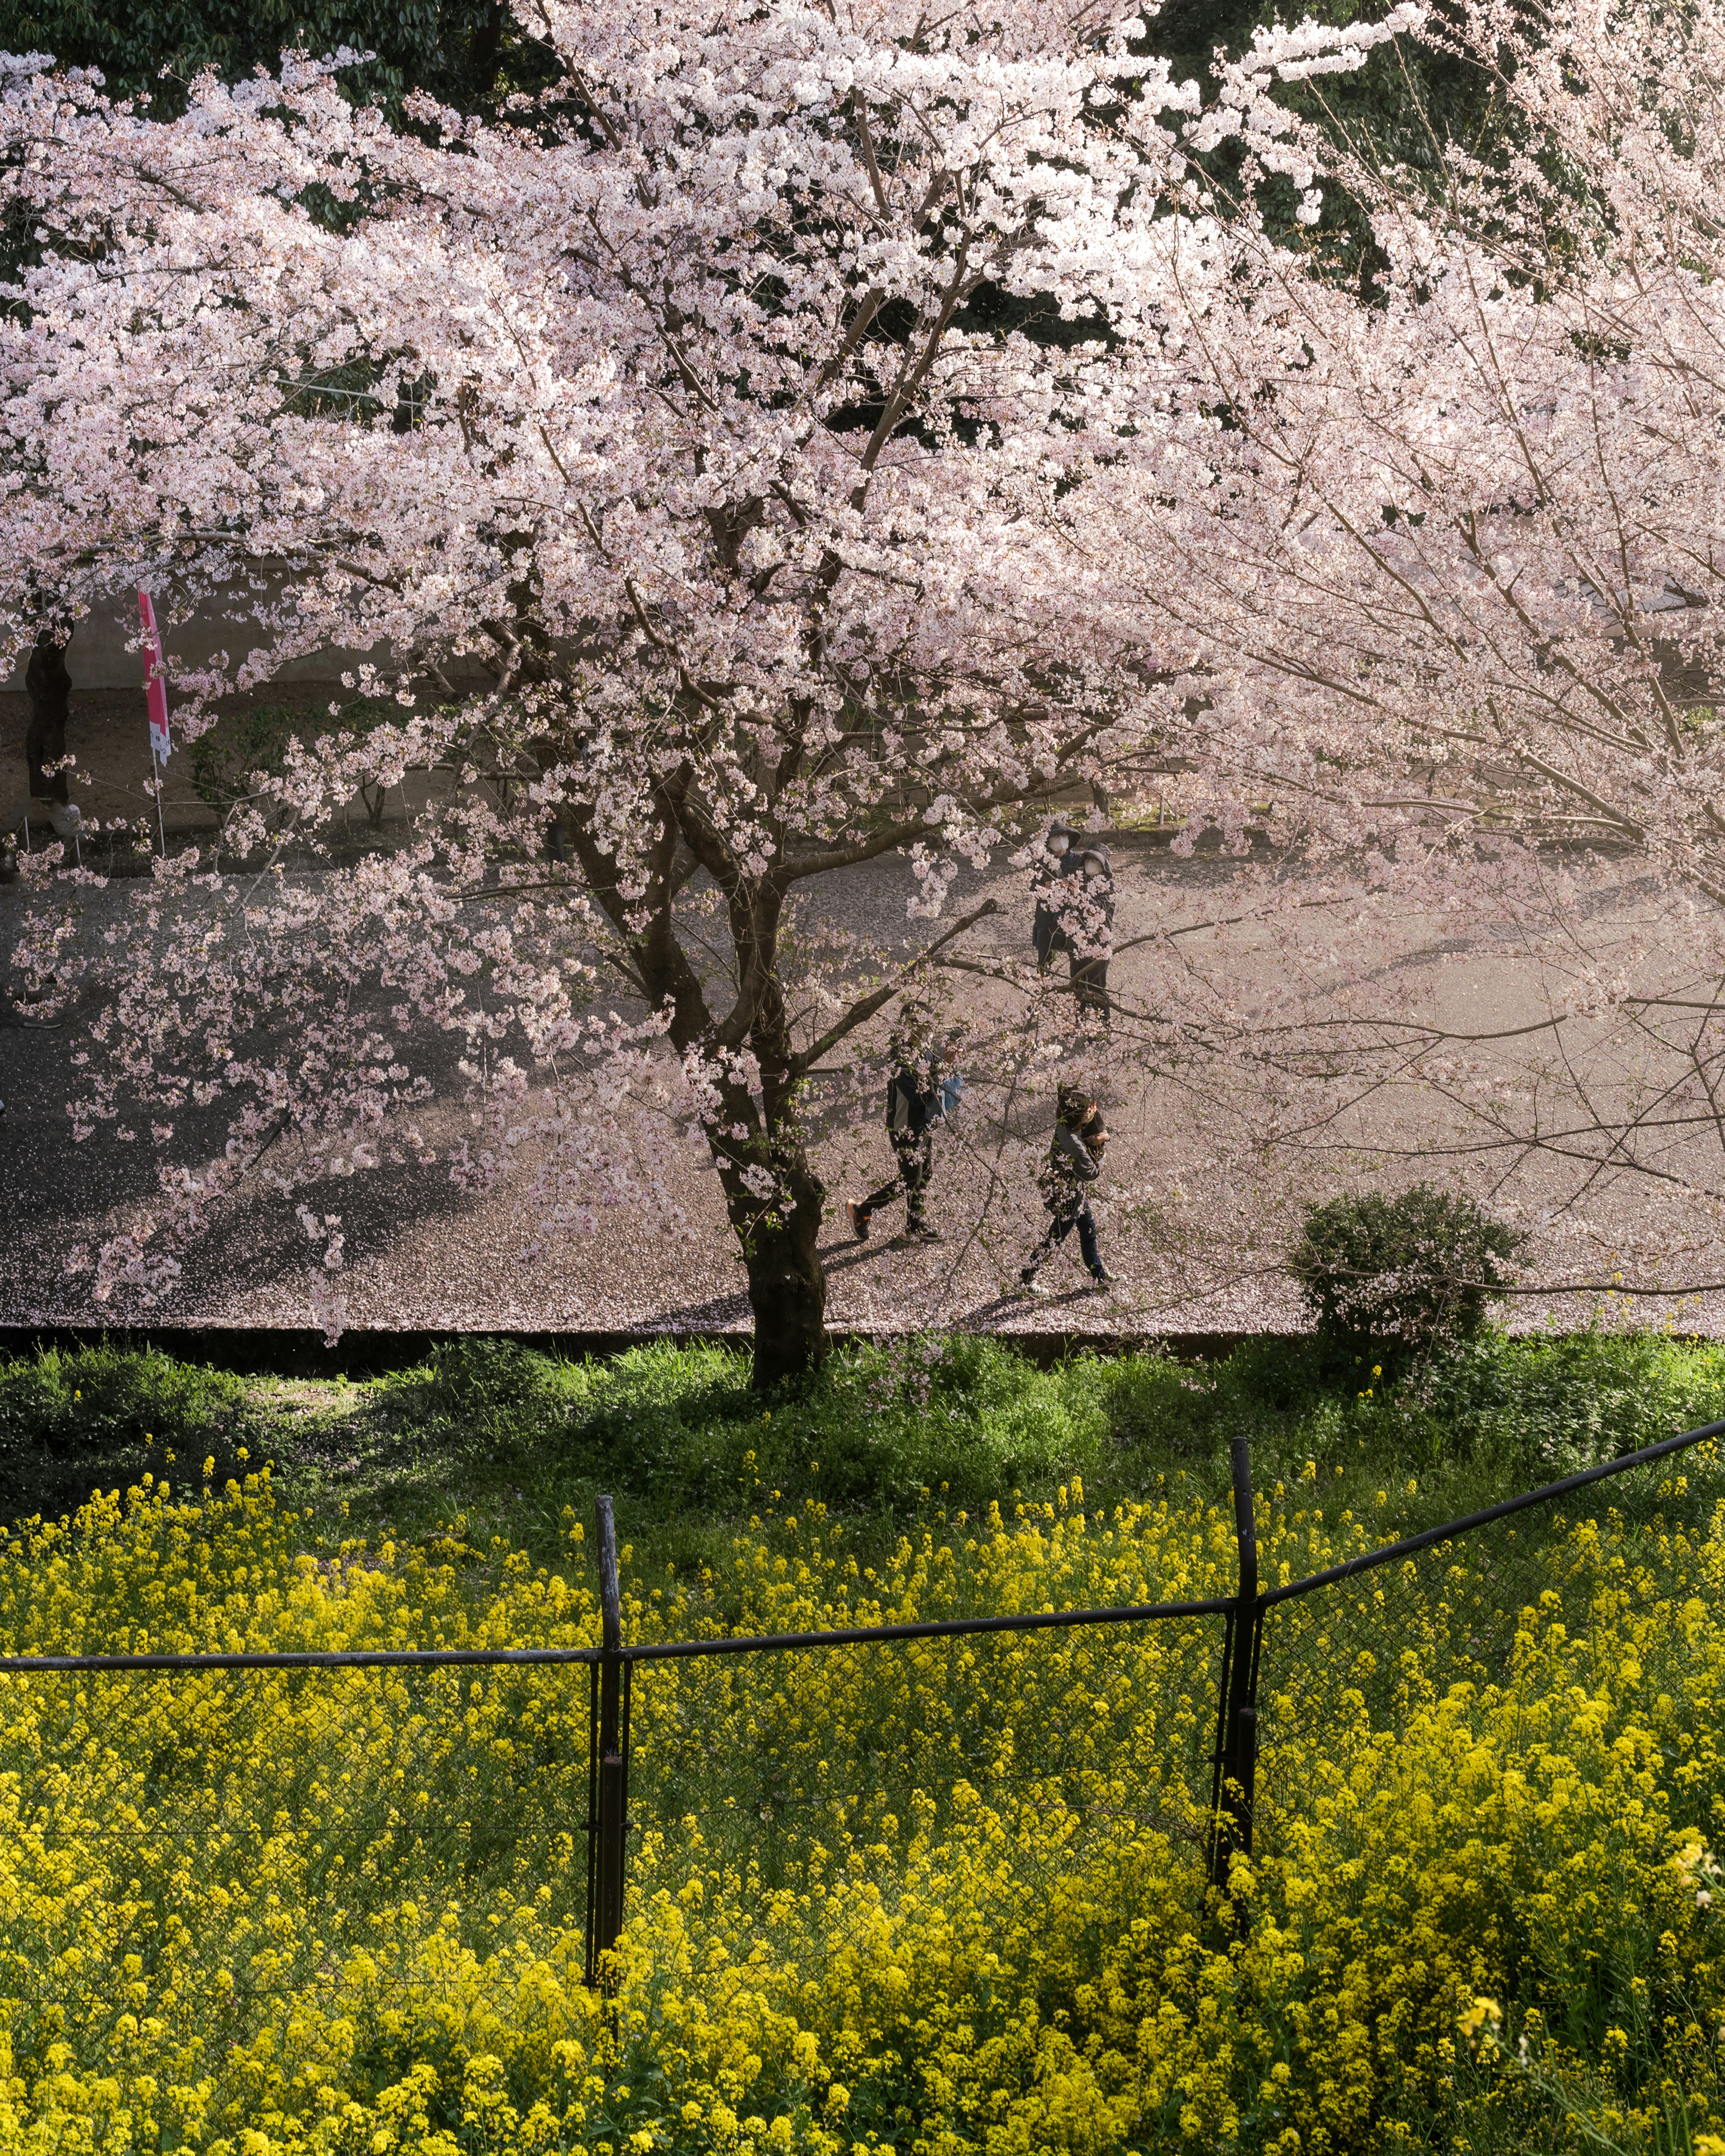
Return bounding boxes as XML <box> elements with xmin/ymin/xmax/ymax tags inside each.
<box><xmin>1</xmin><ymin>1449</ymin><xmax>1724</xmax><ymax>2155</ymax></box>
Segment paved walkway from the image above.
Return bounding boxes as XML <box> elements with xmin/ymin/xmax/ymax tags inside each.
<box><xmin>2</xmin><ymin>808</ymin><xmax>1717</xmax><ymax>1338</ymax></box>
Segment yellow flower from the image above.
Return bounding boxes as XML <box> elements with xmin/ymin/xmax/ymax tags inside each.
<box><xmin>0</xmin><ymin>1440</ymin><xmax>1722</xmax><ymax>2150</ymax></box>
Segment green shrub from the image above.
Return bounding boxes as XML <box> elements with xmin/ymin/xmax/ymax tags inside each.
<box><xmin>187</xmin><ymin>702</ymin><xmax>309</xmax><ymax>812</ymax></box>
<box><xmin>406</xmin><ymin>1326</ymin><xmax>1725</xmax><ymax>1548</ymax></box>
<box><xmin>1291</xmin><ymin>1184</ymin><xmax>1528</xmax><ymax>1360</ymax></box>
<box><xmin>8</xmin><ymin>1326</ymin><xmax>1716</xmax><ymax>1581</ymax></box>
<box><xmin>1098</xmin><ymin>1352</ymin><xmax>1222</xmax><ymax>1458</ymax></box>
<box><xmin>1423</xmin><ymin>1328</ymin><xmax>1725</xmax><ymax>1479</ymax></box>
<box><xmin>552</xmin><ymin>1336</ymin><xmax>1112</xmax><ymax>1517</ymax></box>
<box><xmin>189</xmin><ymin>696</ymin><xmax>403</xmax><ymax>825</ymax></box>
<box><xmin>425</xmin><ymin>1336</ymin><xmax>556</xmax><ymax>1438</ymax></box>
<box><xmin>0</xmin><ymin>1344</ymin><xmax>254</xmax><ymax>1461</ymax></box>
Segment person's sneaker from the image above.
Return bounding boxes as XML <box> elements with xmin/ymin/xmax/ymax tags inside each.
<box><xmin>1019</xmin><ymin>1268</ymin><xmax>1044</xmax><ymax>1295</ymax></box>
<box><xmin>847</xmin><ymin>1200</ymin><xmax>870</xmax><ymax>1241</ymax></box>
<box><xmin>1088</xmin><ymin>1266</ymin><xmax>1117</xmax><ymax>1285</ymax></box>
<box><xmin>49</xmin><ymin>801</ymin><xmax>82</xmax><ymax>840</ymax></box>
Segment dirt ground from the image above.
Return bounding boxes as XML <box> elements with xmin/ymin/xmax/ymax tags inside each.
<box><xmin>2</xmin><ymin>683</ymin><xmax>1722</xmax><ymax>1339</ymax></box>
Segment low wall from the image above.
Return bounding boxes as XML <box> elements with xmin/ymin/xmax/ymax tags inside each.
<box><xmin>4</xmin><ymin>591</ymin><xmax>357</xmax><ymax>693</ymax></box>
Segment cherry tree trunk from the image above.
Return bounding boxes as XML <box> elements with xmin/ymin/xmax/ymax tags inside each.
<box><xmin>728</xmin><ymin>1146</ymin><xmax>830</xmax><ymax>1390</ymax></box>
<box><xmin>25</xmin><ymin>627</ymin><xmax>71</xmax><ymax>808</ymax></box>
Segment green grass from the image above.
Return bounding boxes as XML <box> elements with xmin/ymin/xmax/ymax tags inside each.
<box><xmin>1</xmin><ymin>1326</ymin><xmax>1722</xmax><ymax>1600</ymax></box>
<box><xmin>0</xmin><ymin>1326</ymin><xmax>1722</xmax><ymax>2152</ymax></box>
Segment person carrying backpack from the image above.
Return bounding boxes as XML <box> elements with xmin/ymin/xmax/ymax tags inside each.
<box><xmin>1020</xmin><ymin>1083</ymin><xmax>1115</xmax><ymax>1291</ymax></box>
<box><xmin>846</xmin><ymin>1019</ymin><xmax>960</xmax><ymax>1244</ymax></box>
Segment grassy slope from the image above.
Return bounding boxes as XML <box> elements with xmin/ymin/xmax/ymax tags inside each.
<box><xmin>1</xmin><ymin>1327</ymin><xmax>1722</xmax><ymax>1601</ymax></box>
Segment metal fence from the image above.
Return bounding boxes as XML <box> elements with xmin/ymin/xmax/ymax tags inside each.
<box><xmin>1225</xmin><ymin>1417</ymin><xmax>1725</xmax><ymax>1874</ymax></box>
<box><xmin>0</xmin><ymin>1419</ymin><xmax>1720</xmax><ymax>2006</ymax></box>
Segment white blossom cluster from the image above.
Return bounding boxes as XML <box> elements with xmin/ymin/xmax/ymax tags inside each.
<box><xmin>4</xmin><ymin>0</ymin><xmax>1723</xmax><ymax>1348</ymax></box>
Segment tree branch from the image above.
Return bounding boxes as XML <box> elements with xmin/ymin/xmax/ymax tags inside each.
<box><xmin>788</xmin><ymin>898</ymin><xmax>999</xmax><ymax>1074</ymax></box>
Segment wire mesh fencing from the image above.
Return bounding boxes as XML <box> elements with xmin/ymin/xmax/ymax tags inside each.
<box><xmin>0</xmin><ymin>1654</ymin><xmax>597</xmax><ymax>2030</ymax></box>
<box><xmin>1</xmin><ymin>1416</ymin><xmax>1722</xmax><ymax>2048</ymax></box>
<box><xmin>1237</xmin><ymin>1421</ymin><xmax>1725</xmax><ymax>1870</ymax></box>
<box><xmin>623</xmin><ymin>1601</ymin><xmax>1231</xmax><ymax>1919</ymax></box>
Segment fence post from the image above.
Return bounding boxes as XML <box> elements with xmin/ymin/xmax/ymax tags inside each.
<box><xmin>1210</xmin><ymin>1434</ymin><xmax>1261</xmax><ymax>1888</ymax></box>
<box><xmin>586</xmin><ymin>1493</ymin><xmax>630</xmax><ymax>1988</ymax></box>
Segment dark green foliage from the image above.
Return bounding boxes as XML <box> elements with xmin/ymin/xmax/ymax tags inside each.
<box><xmin>187</xmin><ymin>694</ymin><xmax>403</xmax><ymax>825</ymax></box>
<box><xmin>186</xmin><ymin>700</ymin><xmax>308</xmax><ymax>813</ymax></box>
<box><xmin>0</xmin><ymin>1341</ymin><xmax>251</xmax><ymax>1456</ymax></box>
<box><xmin>1410</xmin><ymin>1329</ymin><xmax>1725</xmax><ymax>1481</ymax></box>
<box><xmin>1</xmin><ymin>1327</ymin><xmax>1720</xmax><ymax>1580</ymax></box>
<box><xmin>0</xmin><ymin>1343</ymin><xmax>259</xmax><ymax>1514</ymax></box>
<box><xmin>1131</xmin><ymin>0</ymin><xmax>1496</xmax><ymax>287</ymax></box>
<box><xmin>420</xmin><ymin>1332</ymin><xmax>1116</xmax><ymax>1521</ymax></box>
<box><xmin>1291</xmin><ymin>1184</ymin><xmax>1529</xmax><ymax>1360</ymax></box>
<box><xmin>0</xmin><ymin>0</ymin><xmax>555</xmax><ymax>121</ymax></box>
<box><xmin>337</xmin><ymin>1325</ymin><xmax>1725</xmax><ymax>1577</ymax></box>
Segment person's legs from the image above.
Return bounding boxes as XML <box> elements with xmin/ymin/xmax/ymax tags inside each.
<box><xmin>25</xmin><ymin>631</ymin><xmax>71</xmax><ymax>809</ymax></box>
<box><xmin>1022</xmin><ymin>1206</ymin><xmax>1076</xmax><ymax>1283</ymax></box>
<box><xmin>859</xmin><ymin>1167</ymin><xmax>902</xmax><ymax>1217</ymax></box>
<box><xmin>1075</xmin><ymin>1204</ymin><xmax>1106</xmax><ymax>1277</ymax></box>
<box><xmin>854</xmin><ymin>1135</ymin><xmax>931</xmax><ymax>1237</ymax></box>
<box><xmin>902</xmin><ymin>1131</ymin><xmax>934</xmax><ymax>1233</ymax></box>
<box><xmin>1071</xmin><ymin>955</ymin><xmax>1110</xmax><ymax>1019</ymax></box>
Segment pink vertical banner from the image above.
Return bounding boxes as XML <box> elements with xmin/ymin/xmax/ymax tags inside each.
<box><xmin>137</xmin><ymin>590</ymin><xmax>172</xmax><ymax>762</ymax></box>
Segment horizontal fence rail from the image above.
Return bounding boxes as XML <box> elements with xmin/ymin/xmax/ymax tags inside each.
<box><xmin>0</xmin><ymin>1414</ymin><xmax>1716</xmax><ymax>1999</ymax></box>
<box><xmin>0</xmin><ymin>1599</ymin><xmax>1242</xmax><ymax>1677</ymax></box>
<box><xmin>0</xmin><ymin>1645</ymin><xmax>606</xmax><ymax>1674</ymax></box>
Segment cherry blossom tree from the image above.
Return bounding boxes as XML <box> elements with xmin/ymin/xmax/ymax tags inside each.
<box><xmin>1045</xmin><ymin>0</ymin><xmax>1725</xmax><ymax>1250</ymax></box>
<box><xmin>6</xmin><ymin>2</ymin><xmax>1433</xmax><ymax>1378</ymax></box>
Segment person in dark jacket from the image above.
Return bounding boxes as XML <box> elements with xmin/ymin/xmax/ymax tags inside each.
<box><xmin>846</xmin><ymin>1022</ymin><xmax>959</xmax><ymax>1243</ymax></box>
<box><xmin>1068</xmin><ymin>845</ymin><xmax>1115</xmax><ymax>1021</ymax></box>
<box><xmin>1031</xmin><ymin>821</ymin><xmax>1081</xmax><ymax>973</ymax></box>
<box><xmin>1020</xmin><ymin>1084</ymin><xmax>1115</xmax><ymax>1290</ymax></box>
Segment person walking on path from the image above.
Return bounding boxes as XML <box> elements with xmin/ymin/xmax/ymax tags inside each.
<box><xmin>1031</xmin><ymin>820</ymin><xmax>1081</xmax><ymax>972</ymax></box>
<box><xmin>1020</xmin><ymin>1083</ymin><xmax>1115</xmax><ymax>1291</ymax></box>
<box><xmin>1031</xmin><ymin>825</ymin><xmax>1114</xmax><ymax>1021</ymax></box>
<box><xmin>1067</xmin><ymin>845</ymin><xmax>1114</xmax><ymax>1021</ymax></box>
<box><xmin>847</xmin><ymin>1020</ymin><xmax>960</xmax><ymax>1244</ymax></box>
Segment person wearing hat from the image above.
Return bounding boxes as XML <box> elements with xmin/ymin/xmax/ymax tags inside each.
<box><xmin>1020</xmin><ymin>1083</ymin><xmax>1115</xmax><ymax>1291</ymax></box>
<box><xmin>846</xmin><ymin>1015</ymin><xmax>960</xmax><ymax>1244</ymax></box>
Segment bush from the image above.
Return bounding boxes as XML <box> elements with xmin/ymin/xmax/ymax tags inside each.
<box><xmin>425</xmin><ymin>1335</ymin><xmax>557</xmax><ymax>1439</ymax></box>
<box><xmin>188</xmin><ymin>695</ymin><xmax>404</xmax><ymax>826</ymax></box>
<box><xmin>0</xmin><ymin>1342</ymin><xmax>260</xmax><ymax>1520</ymax></box>
<box><xmin>1291</xmin><ymin>1183</ymin><xmax>1527</xmax><ymax>1358</ymax></box>
<box><xmin>1419</xmin><ymin>1328</ymin><xmax>1725</xmax><ymax>1479</ymax></box>
<box><xmin>563</xmin><ymin>1336</ymin><xmax>1111</xmax><ymax>1516</ymax></box>
<box><xmin>395</xmin><ymin>1328</ymin><xmax>1725</xmax><ymax>1562</ymax></box>
<box><xmin>0</xmin><ymin>1342</ymin><xmax>253</xmax><ymax>1460</ymax></box>
<box><xmin>1099</xmin><ymin>1350</ymin><xmax>1222</xmax><ymax>1458</ymax></box>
